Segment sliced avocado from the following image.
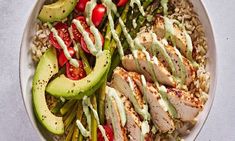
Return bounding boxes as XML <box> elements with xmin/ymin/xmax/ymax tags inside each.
<box><xmin>46</xmin><ymin>50</ymin><xmax>111</xmax><ymax>99</ymax></box>
<box><xmin>38</xmin><ymin>0</ymin><xmax>77</xmax><ymax>22</ymax></box>
<box><xmin>33</xmin><ymin>48</ymin><xmax>64</xmax><ymax>134</ymax></box>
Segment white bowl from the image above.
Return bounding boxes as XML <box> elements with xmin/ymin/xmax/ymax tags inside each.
<box><xmin>19</xmin><ymin>0</ymin><xmax>217</xmax><ymax>140</ymax></box>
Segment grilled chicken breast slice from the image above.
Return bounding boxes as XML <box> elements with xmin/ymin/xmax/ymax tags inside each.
<box><xmin>106</xmin><ymin>86</ymin><xmax>152</xmax><ymax>141</ymax></box>
<box><xmin>122</xmin><ymin>51</ymin><xmax>176</xmax><ymax>87</ymax></box>
<box><xmin>136</xmin><ymin>31</ymin><xmax>154</xmax><ymax>49</ymax></box>
<box><xmin>153</xmin><ymin>16</ymin><xmax>188</xmax><ymax>57</ymax></box>
<box><xmin>111</xmin><ymin>67</ymin><xmax>145</xmax><ymax>111</ymax></box>
<box><xmin>121</xmin><ymin>94</ymin><xmax>144</xmax><ymax>141</ymax></box>
<box><xmin>164</xmin><ymin>45</ymin><xmax>195</xmax><ymax>86</ymax></box>
<box><xmin>128</xmin><ymin>72</ymin><xmax>175</xmax><ymax>133</ymax></box>
<box><xmin>166</xmin><ymin>88</ymin><xmax>203</xmax><ymax>121</ymax></box>
<box><xmin>105</xmin><ymin>90</ymin><xmax>128</xmax><ymax>141</ymax></box>
<box><xmin>135</xmin><ymin>31</ymin><xmax>195</xmax><ymax>86</ymax></box>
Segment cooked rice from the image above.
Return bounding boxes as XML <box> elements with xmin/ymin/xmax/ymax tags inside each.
<box><xmin>168</xmin><ymin>0</ymin><xmax>210</xmax><ymax>105</ymax></box>
<box><xmin>31</xmin><ymin>0</ymin><xmax>210</xmax><ymax>140</ymax></box>
<box><xmin>31</xmin><ymin>22</ymin><xmax>52</xmax><ymax>62</ymax></box>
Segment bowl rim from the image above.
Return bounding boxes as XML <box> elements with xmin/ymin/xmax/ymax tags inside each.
<box><xmin>186</xmin><ymin>0</ymin><xmax>218</xmax><ymax>140</ymax></box>
<box><xmin>19</xmin><ymin>0</ymin><xmax>218</xmax><ymax>140</ymax></box>
<box><xmin>19</xmin><ymin>0</ymin><xmax>46</xmax><ymax>140</ymax></box>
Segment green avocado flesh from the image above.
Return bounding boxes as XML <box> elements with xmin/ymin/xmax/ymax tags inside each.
<box><xmin>32</xmin><ymin>48</ymin><xmax>64</xmax><ymax>134</ymax></box>
<box><xmin>46</xmin><ymin>50</ymin><xmax>111</xmax><ymax>99</ymax></box>
<box><xmin>38</xmin><ymin>0</ymin><xmax>77</xmax><ymax>22</ymax></box>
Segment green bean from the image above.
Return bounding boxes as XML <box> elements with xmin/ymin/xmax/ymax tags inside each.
<box><xmin>78</xmin><ymin>133</ymin><xmax>83</xmax><ymax>141</ymax></box>
<box><xmin>71</xmin><ymin>125</ymin><xmax>79</xmax><ymax>141</ymax></box>
<box><xmin>110</xmin><ymin>4</ymin><xmax>130</xmax><ymax>56</ymax></box>
<box><xmin>79</xmin><ymin>48</ymin><xmax>92</xmax><ymax>74</ymax></box>
<box><xmin>64</xmin><ymin>103</ymin><xmax>78</xmax><ymax>129</ymax></box>
<box><xmin>65</xmin><ymin>123</ymin><xmax>75</xmax><ymax>141</ymax></box>
<box><xmin>72</xmin><ymin>102</ymin><xmax>83</xmax><ymax>141</ymax></box>
<box><xmin>60</xmin><ymin>99</ymin><xmax>76</xmax><ymax>115</ymax></box>
<box><xmin>78</xmin><ymin>116</ymin><xmax>87</xmax><ymax>141</ymax></box>
<box><xmin>104</xmin><ymin>21</ymin><xmax>112</xmax><ymax>50</ymax></box>
<box><xmin>51</xmin><ymin>100</ymin><xmax>65</xmax><ymax>114</ymax></box>
<box><xmin>91</xmin><ymin>96</ymin><xmax>98</xmax><ymax>141</ymax></box>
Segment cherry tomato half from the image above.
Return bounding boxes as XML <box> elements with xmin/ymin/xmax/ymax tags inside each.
<box><xmin>114</xmin><ymin>0</ymin><xmax>128</xmax><ymax>7</ymax></box>
<box><xmin>66</xmin><ymin>60</ymin><xmax>86</xmax><ymax>80</ymax></box>
<box><xmin>58</xmin><ymin>47</ymin><xmax>75</xmax><ymax>67</ymax></box>
<box><xmin>75</xmin><ymin>0</ymin><xmax>90</xmax><ymax>12</ymax></box>
<box><xmin>97</xmin><ymin>125</ymin><xmax>114</xmax><ymax>141</ymax></box>
<box><xmin>80</xmin><ymin>28</ymin><xmax>104</xmax><ymax>54</ymax></box>
<box><xmin>72</xmin><ymin>16</ymin><xmax>89</xmax><ymax>41</ymax></box>
<box><xmin>92</xmin><ymin>4</ymin><xmax>106</xmax><ymax>27</ymax></box>
<box><xmin>49</xmin><ymin>22</ymin><xmax>72</xmax><ymax>49</ymax></box>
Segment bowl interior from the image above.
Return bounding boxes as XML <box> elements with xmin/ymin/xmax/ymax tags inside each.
<box><xmin>19</xmin><ymin>0</ymin><xmax>217</xmax><ymax>140</ymax></box>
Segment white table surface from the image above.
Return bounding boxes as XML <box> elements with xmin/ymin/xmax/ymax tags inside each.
<box><xmin>0</xmin><ymin>0</ymin><xmax>234</xmax><ymax>140</ymax></box>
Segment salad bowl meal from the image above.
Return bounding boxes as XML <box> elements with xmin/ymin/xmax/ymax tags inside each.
<box><xmin>20</xmin><ymin>0</ymin><xmax>217</xmax><ymax>140</ymax></box>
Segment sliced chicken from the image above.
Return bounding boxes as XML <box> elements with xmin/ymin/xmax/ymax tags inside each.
<box><xmin>135</xmin><ymin>31</ymin><xmax>195</xmax><ymax>86</ymax></box>
<box><xmin>121</xmin><ymin>94</ymin><xmax>144</xmax><ymax>141</ymax></box>
<box><xmin>106</xmin><ymin>86</ymin><xmax>152</xmax><ymax>141</ymax></box>
<box><xmin>105</xmin><ymin>89</ymin><xmax>128</xmax><ymax>141</ymax></box>
<box><xmin>153</xmin><ymin>16</ymin><xmax>188</xmax><ymax>57</ymax></box>
<box><xmin>111</xmin><ymin>67</ymin><xmax>147</xmax><ymax>118</ymax></box>
<box><xmin>166</xmin><ymin>88</ymin><xmax>203</xmax><ymax>121</ymax></box>
<box><xmin>128</xmin><ymin>72</ymin><xmax>175</xmax><ymax>133</ymax></box>
<box><xmin>122</xmin><ymin>50</ymin><xmax>176</xmax><ymax>87</ymax></box>
<box><xmin>136</xmin><ymin>31</ymin><xmax>154</xmax><ymax>49</ymax></box>
<box><xmin>163</xmin><ymin>45</ymin><xmax>195</xmax><ymax>86</ymax></box>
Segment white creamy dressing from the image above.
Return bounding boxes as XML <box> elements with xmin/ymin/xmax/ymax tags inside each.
<box><xmin>152</xmin><ymin>56</ymin><xmax>159</xmax><ymax>65</ymax></box>
<box><xmin>140</xmin><ymin>75</ymin><xmax>148</xmax><ymax>102</ymax></box>
<box><xmin>127</xmin><ymin>77</ymin><xmax>150</xmax><ymax>121</ymax></box>
<box><xmin>72</xmin><ymin>20</ymin><xmax>100</xmax><ymax>55</ymax></box>
<box><xmin>51</xmin><ymin>28</ymin><xmax>79</xmax><ymax>67</ymax></box>
<box><xmin>160</xmin><ymin>0</ymin><xmax>168</xmax><ymax>15</ymax></box>
<box><xmin>142</xmin><ymin>49</ymin><xmax>158</xmax><ymax>82</ymax></box>
<box><xmin>132</xmin><ymin>49</ymin><xmax>141</xmax><ymax>71</ymax></box>
<box><xmin>158</xmin><ymin>86</ymin><xmax>177</xmax><ymax>118</ymax></box>
<box><xmin>132</xmin><ymin>18</ymin><xmax>137</xmax><ymax>28</ymax></box>
<box><xmin>134</xmin><ymin>38</ymin><xmax>145</xmax><ymax>50</ymax></box>
<box><xmin>107</xmin><ymin>95</ymin><xmax>122</xmax><ymax>141</ymax></box>
<box><xmin>130</xmin><ymin>0</ymin><xmax>145</xmax><ymax>16</ymax></box>
<box><xmin>76</xmin><ymin>96</ymin><xmax>92</xmax><ymax>137</ymax></box>
<box><xmin>184</xmin><ymin>30</ymin><xmax>193</xmax><ymax>60</ymax></box>
<box><xmin>98</xmin><ymin>125</ymin><xmax>110</xmax><ymax>141</ymax></box>
<box><xmin>184</xmin><ymin>29</ymin><xmax>198</xmax><ymax>67</ymax></box>
<box><xmin>141</xmin><ymin>121</ymin><xmax>150</xmax><ymax>141</ymax></box>
<box><xmin>151</xmin><ymin>32</ymin><xmax>176</xmax><ymax>76</ymax></box>
<box><xmin>76</xmin><ymin>96</ymin><xmax>109</xmax><ymax>140</ymax></box>
<box><xmin>173</xmin><ymin>47</ymin><xmax>186</xmax><ymax>84</ymax></box>
<box><xmin>108</xmin><ymin>10</ymin><xmax>124</xmax><ymax>57</ymax></box>
<box><xmin>163</xmin><ymin>16</ymin><xmax>175</xmax><ymax>40</ymax></box>
<box><xmin>161</xmin><ymin>0</ymin><xmax>196</xmax><ymax>66</ymax></box>
<box><xmin>106</xmin><ymin>87</ymin><xmax>127</xmax><ymax>126</ymax></box>
<box><xmin>101</xmin><ymin>0</ymin><xmax>126</xmax><ymax>58</ymax></box>
<box><xmin>85</xmin><ymin>0</ymin><xmax>97</xmax><ymax>25</ymax></box>
<box><xmin>90</xmin><ymin>26</ymin><xmax>103</xmax><ymax>51</ymax></box>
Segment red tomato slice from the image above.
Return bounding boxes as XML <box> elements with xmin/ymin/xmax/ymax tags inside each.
<box><xmin>80</xmin><ymin>29</ymin><xmax>104</xmax><ymax>54</ymax></box>
<box><xmin>58</xmin><ymin>47</ymin><xmax>75</xmax><ymax>67</ymax></box>
<box><xmin>66</xmin><ymin>60</ymin><xmax>86</xmax><ymax>80</ymax></box>
<box><xmin>116</xmin><ymin>0</ymin><xmax>129</xmax><ymax>7</ymax></box>
<box><xmin>49</xmin><ymin>22</ymin><xmax>72</xmax><ymax>49</ymax></box>
<box><xmin>75</xmin><ymin>0</ymin><xmax>90</xmax><ymax>12</ymax></box>
<box><xmin>72</xmin><ymin>16</ymin><xmax>89</xmax><ymax>41</ymax></box>
<box><xmin>92</xmin><ymin>4</ymin><xmax>106</xmax><ymax>27</ymax></box>
<box><xmin>97</xmin><ymin>125</ymin><xmax>114</xmax><ymax>141</ymax></box>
